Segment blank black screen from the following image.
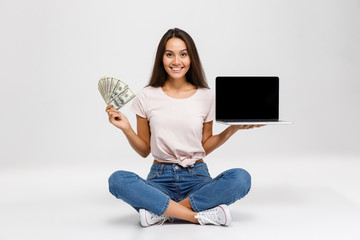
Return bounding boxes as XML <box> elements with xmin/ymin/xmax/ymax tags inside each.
<box><xmin>215</xmin><ymin>76</ymin><xmax>279</xmax><ymax>121</ymax></box>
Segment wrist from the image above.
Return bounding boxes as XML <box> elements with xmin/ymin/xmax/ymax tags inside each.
<box><xmin>121</xmin><ymin>125</ymin><xmax>132</xmax><ymax>135</ymax></box>
<box><xmin>228</xmin><ymin>125</ymin><xmax>239</xmax><ymax>133</ymax></box>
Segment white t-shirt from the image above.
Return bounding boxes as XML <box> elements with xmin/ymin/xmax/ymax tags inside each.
<box><xmin>130</xmin><ymin>86</ymin><xmax>215</xmax><ymax>167</ymax></box>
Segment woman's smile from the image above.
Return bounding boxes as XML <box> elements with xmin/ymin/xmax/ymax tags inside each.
<box><xmin>170</xmin><ymin>67</ymin><xmax>184</xmax><ymax>72</ymax></box>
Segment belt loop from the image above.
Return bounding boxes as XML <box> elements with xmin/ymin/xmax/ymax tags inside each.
<box><xmin>159</xmin><ymin>164</ymin><xmax>164</xmax><ymax>175</ymax></box>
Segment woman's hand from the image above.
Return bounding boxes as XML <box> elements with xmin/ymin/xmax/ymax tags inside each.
<box><xmin>229</xmin><ymin>124</ymin><xmax>265</xmax><ymax>131</ymax></box>
<box><xmin>105</xmin><ymin>106</ymin><xmax>131</xmax><ymax>131</ymax></box>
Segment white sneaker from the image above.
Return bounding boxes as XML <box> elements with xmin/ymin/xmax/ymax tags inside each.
<box><xmin>139</xmin><ymin>209</ymin><xmax>171</xmax><ymax>227</ymax></box>
<box><xmin>195</xmin><ymin>204</ymin><xmax>231</xmax><ymax>226</ymax></box>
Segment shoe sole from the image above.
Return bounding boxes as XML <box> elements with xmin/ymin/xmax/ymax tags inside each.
<box><xmin>139</xmin><ymin>209</ymin><xmax>149</xmax><ymax>227</ymax></box>
<box><xmin>218</xmin><ymin>204</ymin><xmax>232</xmax><ymax>226</ymax></box>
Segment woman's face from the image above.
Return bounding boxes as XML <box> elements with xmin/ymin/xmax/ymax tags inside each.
<box><xmin>162</xmin><ymin>37</ymin><xmax>191</xmax><ymax>81</ymax></box>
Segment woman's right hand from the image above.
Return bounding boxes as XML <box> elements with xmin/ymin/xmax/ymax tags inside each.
<box><xmin>105</xmin><ymin>106</ymin><xmax>131</xmax><ymax>131</ymax></box>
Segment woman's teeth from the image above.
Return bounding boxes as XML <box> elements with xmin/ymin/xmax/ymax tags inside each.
<box><xmin>171</xmin><ymin>67</ymin><xmax>183</xmax><ymax>71</ymax></box>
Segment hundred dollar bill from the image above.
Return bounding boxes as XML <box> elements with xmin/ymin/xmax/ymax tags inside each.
<box><xmin>109</xmin><ymin>77</ymin><xmax>117</xmax><ymax>99</ymax></box>
<box><xmin>98</xmin><ymin>77</ymin><xmax>107</xmax><ymax>101</ymax></box>
<box><xmin>98</xmin><ymin>85</ymin><xmax>106</xmax><ymax>102</ymax></box>
<box><xmin>106</xmin><ymin>79</ymin><xmax>128</xmax><ymax>104</ymax></box>
<box><xmin>105</xmin><ymin>77</ymin><xmax>111</xmax><ymax>101</ymax></box>
<box><xmin>98</xmin><ymin>79</ymin><xmax>107</xmax><ymax>102</ymax></box>
<box><xmin>107</xmin><ymin>88</ymin><xmax>135</xmax><ymax>110</ymax></box>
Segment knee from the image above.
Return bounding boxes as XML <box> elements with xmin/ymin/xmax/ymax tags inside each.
<box><xmin>108</xmin><ymin>170</ymin><xmax>138</xmax><ymax>198</ymax></box>
<box><xmin>227</xmin><ymin>168</ymin><xmax>251</xmax><ymax>194</ymax></box>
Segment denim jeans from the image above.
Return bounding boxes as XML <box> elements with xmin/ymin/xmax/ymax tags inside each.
<box><xmin>108</xmin><ymin>162</ymin><xmax>251</xmax><ymax>216</ymax></box>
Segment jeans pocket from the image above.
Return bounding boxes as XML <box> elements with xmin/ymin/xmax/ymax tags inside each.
<box><xmin>190</xmin><ymin>169</ymin><xmax>211</xmax><ymax>180</ymax></box>
<box><xmin>146</xmin><ymin>170</ymin><xmax>160</xmax><ymax>180</ymax></box>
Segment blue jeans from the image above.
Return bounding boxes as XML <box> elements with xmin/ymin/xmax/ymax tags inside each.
<box><xmin>108</xmin><ymin>162</ymin><xmax>251</xmax><ymax>216</ymax></box>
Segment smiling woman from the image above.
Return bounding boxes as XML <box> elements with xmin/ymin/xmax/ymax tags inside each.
<box><xmin>106</xmin><ymin>28</ymin><xmax>263</xmax><ymax>228</ymax></box>
<box><xmin>148</xmin><ymin>28</ymin><xmax>208</xmax><ymax>88</ymax></box>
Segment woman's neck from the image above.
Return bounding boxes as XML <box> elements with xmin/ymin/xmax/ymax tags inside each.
<box><xmin>163</xmin><ymin>77</ymin><xmax>195</xmax><ymax>91</ymax></box>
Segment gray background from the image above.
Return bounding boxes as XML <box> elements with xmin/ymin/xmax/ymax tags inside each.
<box><xmin>1</xmin><ymin>0</ymin><xmax>360</xmax><ymax>167</ymax></box>
<box><xmin>1</xmin><ymin>0</ymin><xmax>359</xmax><ymax>166</ymax></box>
<box><xmin>1</xmin><ymin>1</ymin><xmax>360</xmax><ymax>239</ymax></box>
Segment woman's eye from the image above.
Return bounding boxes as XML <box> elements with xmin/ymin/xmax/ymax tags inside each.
<box><xmin>181</xmin><ymin>53</ymin><xmax>187</xmax><ymax>57</ymax></box>
<box><xmin>166</xmin><ymin>53</ymin><xmax>173</xmax><ymax>57</ymax></box>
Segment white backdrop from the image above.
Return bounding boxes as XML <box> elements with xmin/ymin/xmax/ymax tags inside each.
<box><xmin>1</xmin><ymin>0</ymin><xmax>359</xmax><ymax>166</ymax></box>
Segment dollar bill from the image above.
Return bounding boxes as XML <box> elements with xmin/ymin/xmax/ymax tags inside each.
<box><xmin>105</xmin><ymin>77</ymin><xmax>111</xmax><ymax>101</ymax></box>
<box><xmin>107</xmin><ymin>79</ymin><xmax>128</xmax><ymax>104</ymax></box>
<box><xmin>107</xmin><ymin>88</ymin><xmax>135</xmax><ymax>110</ymax></box>
<box><xmin>98</xmin><ymin>79</ymin><xmax>106</xmax><ymax>102</ymax></box>
<box><xmin>98</xmin><ymin>77</ymin><xmax>135</xmax><ymax>110</ymax></box>
<box><xmin>98</xmin><ymin>77</ymin><xmax>107</xmax><ymax>101</ymax></box>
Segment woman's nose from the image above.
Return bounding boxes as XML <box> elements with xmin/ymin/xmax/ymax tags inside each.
<box><xmin>173</xmin><ymin>55</ymin><xmax>180</xmax><ymax>65</ymax></box>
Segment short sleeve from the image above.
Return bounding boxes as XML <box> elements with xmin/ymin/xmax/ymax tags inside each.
<box><xmin>130</xmin><ymin>90</ymin><xmax>147</xmax><ymax>118</ymax></box>
<box><xmin>204</xmin><ymin>90</ymin><xmax>215</xmax><ymax>122</ymax></box>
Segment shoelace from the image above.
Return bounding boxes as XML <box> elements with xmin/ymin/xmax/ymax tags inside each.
<box><xmin>159</xmin><ymin>216</ymin><xmax>174</xmax><ymax>226</ymax></box>
<box><xmin>194</xmin><ymin>208</ymin><xmax>221</xmax><ymax>225</ymax></box>
<box><xmin>150</xmin><ymin>214</ymin><xmax>173</xmax><ymax>226</ymax></box>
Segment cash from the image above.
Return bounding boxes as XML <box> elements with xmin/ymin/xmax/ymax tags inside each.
<box><xmin>98</xmin><ymin>77</ymin><xmax>135</xmax><ymax>110</ymax></box>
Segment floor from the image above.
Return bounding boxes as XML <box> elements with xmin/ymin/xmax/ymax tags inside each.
<box><xmin>1</xmin><ymin>155</ymin><xmax>359</xmax><ymax>240</ymax></box>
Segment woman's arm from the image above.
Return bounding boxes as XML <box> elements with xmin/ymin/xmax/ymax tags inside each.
<box><xmin>106</xmin><ymin>106</ymin><xmax>151</xmax><ymax>158</ymax></box>
<box><xmin>202</xmin><ymin>121</ymin><xmax>264</xmax><ymax>155</ymax></box>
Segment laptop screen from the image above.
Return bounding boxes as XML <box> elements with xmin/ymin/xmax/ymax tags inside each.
<box><xmin>215</xmin><ymin>76</ymin><xmax>279</xmax><ymax>121</ymax></box>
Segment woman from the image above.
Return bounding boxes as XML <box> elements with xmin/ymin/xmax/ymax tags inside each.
<box><xmin>106</xmin><ymin>28</ymin><xmax>263</xmax><ymax>227</ymax></box>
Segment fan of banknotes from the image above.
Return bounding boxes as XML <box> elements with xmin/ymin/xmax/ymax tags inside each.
<box><xmin>98</xmin><ymin>77</ymin><xmax>135</xmax><ymax>110</ymax></box>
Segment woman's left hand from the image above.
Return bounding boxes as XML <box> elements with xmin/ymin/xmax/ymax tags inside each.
<box><xmin>230</xmin><ymin>125</ymin><xmax>265</xmax><ymax>131</ymax></box>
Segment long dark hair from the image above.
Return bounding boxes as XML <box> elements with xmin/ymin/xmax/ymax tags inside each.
<box><xmin>147</xmin><ymin>28</ymin><xmax>209</xmax><ymax>88</ymax></box>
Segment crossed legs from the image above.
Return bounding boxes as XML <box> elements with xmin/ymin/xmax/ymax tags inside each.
<box><xmin>164</xmin><ymin>198</ymin><xmax>198</xmax><ymax>223</ymax></box>
<box><xmin>109</xmin><ymin>168</ymin><xmax>251</xmax><ymax>224</ymax></box>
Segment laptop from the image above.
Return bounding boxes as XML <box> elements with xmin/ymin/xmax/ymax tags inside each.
<box><xmin>215</xmin><ymin>76</ymin><xmax>292</xmax><ymax>125</ymax></box>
